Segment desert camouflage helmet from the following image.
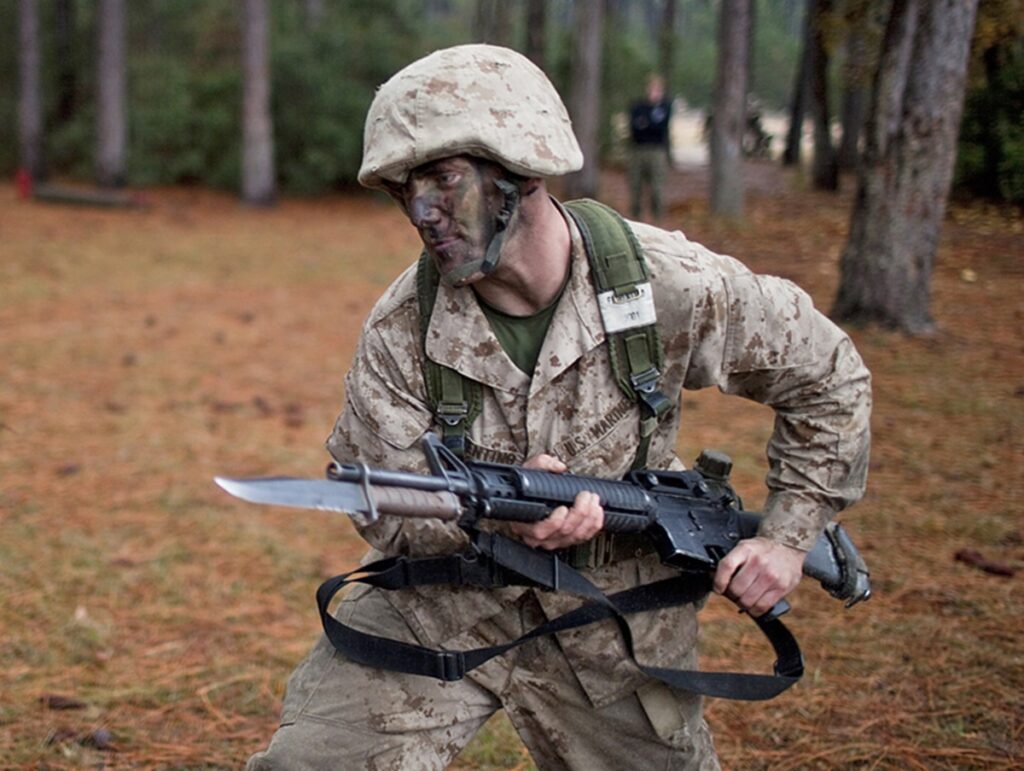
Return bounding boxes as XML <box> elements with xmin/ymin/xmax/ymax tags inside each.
<box><xmin>358</xmin><ymin>44</ymin><xmax>583</xmax><ymax>189</ymax></box>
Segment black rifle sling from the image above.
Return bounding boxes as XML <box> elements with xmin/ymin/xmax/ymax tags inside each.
<box><xmin>317</xmin><ymin>529</ymin><xmax>804</xmax><ymax>701</ymax></box>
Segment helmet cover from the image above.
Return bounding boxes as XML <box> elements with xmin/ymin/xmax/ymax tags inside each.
<box><xmin>359</xmin><ymin>44</ymin><xmax>583</xmax><ymax>189</ymax></box>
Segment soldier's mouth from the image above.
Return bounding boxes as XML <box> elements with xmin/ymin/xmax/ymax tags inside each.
<box><xmin>432</xmin><ymin>237</ymin><xmax>457</xmax><ymax>250</ymax></box>
<box><xmin>426</xmin><ymin>234</ymin><xmax>462</xmax><ymax>258</ymax></box>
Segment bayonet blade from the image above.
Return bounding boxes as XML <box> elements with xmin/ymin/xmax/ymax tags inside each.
<box><xmin>214</xmin><ymin>476</ymin><xmax>369</xmax><ymax>516</ymax></box>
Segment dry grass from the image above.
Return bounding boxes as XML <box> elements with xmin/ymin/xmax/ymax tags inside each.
<box><xmin>1</xmin><ymin>164</ymin><xmax>1021</xmax><ymax>769</ymax></box>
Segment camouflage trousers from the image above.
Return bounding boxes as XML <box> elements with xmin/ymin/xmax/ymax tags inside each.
<box><xmin>246</xmin><ymin>584</ymin><xmax>719</xmax><ymax>771</ymax></box>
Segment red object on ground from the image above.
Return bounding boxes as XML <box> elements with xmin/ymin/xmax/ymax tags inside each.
<box><xmin>15</xmin><ymin>168</ymin><xmax>33</xmax><ymax>198</ymax></box>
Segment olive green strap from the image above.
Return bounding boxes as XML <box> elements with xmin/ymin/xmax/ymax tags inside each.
<box><xmin>416</xmin><ymin>252</ymin><xmax>482</xmax><ymax>457</ymax></box>
<box><xmin>564</xmin><ymin>199</ymin><xmax>673</xmax><ymax>469</ymax></box>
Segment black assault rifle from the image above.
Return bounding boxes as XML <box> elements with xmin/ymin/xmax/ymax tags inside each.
<box><xmin>215</xmin><ymin>433</ymin><xmax>870</xmax><ymax>700</ymax></box>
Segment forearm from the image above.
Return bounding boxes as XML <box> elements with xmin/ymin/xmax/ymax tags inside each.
<box><xmin>755</xmin><ymin>336</ymin><xmax>872</xmax><ymax>550</ymax></box>
<box><xmin>681</xmin><ymin>267</ymin><xmax>872</xmax><ymax>552</ymax></box>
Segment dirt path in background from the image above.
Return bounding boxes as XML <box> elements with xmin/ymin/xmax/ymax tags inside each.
<box><xmin>1</xmin><ymin>163</ymin><xmax>1022</xmax><ymax>769</ymax></box>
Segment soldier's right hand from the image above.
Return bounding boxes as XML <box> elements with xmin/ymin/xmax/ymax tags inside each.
<box><xmin>508</xmin><ymin>454</ymin><xmax>604</xmax><ymax>550</ymax></box>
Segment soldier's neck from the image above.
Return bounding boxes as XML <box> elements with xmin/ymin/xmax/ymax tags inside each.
<box><xmin>473</xmin><ymin>192</ymin><xmax>570</xmax><ymax>317</ymax></box>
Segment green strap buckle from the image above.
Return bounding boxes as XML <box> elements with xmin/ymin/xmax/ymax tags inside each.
<box><xmin>436</xmin><ymin>401</ymin><xmax>469</xmax><ymax>427</ymax></box>
<box><xmin>629</xmin><ymin>366</ymin><xmax>661</xmax><ymax>394</ymax></box>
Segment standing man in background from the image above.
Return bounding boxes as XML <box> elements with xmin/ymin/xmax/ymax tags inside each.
<box><xmin>629</xmin><ymin>73</ymin><xmax>673</xmax><ymax>222</ymax></box>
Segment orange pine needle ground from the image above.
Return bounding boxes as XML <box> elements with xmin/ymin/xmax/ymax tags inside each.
<box><xmin>1</xmin><ymin>162</ymin><xmax>1021</xmax><ymax>769</ymax></box>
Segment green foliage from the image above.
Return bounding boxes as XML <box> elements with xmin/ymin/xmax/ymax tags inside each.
<box><xmin>752</xmin><ymin>0</ymin><xmax>808</xmax><ymax>108</ymax></box>
<box><xmin>0</xmin><ymin>0</ymin><xmax>807</xmax><ymax>191</ymax></box>
<box><xmin>0</xmin><ymin>0</ymin><xmax>460</xmax><ymax>191</ymax></box>
<box><xmin>602</xmin><ymin>27</ymin><xmax>657</xmax><ymax>160</ymax></box>
<box><xmin>999</xmin><ymin>124</ymin><xmax>1024</xmax><ymax>204</ymax></box>
<box><xmin>674</xmin><ymin>4</ymin><xmax>720</xmax><ymax>108</ymax></box>
<box><xmin>130</xmin><ymin>56</ymin><xmax>205</xmax><ymax>185</ymax></box>
<box><xmin>956</xmin><ymin>40</ymin><xmax>1024</xmax><ymax>204</ymax></box>
<box><xmin>125</xmin><ymin>1</ymin><xmax>241</xmax><ymax>188</ymax></box>
<box><xmin>270</xmin><ymin>0</ymin><xmax>443</xmax><ymax>193</ymax></box>
<box><xmin>0</xmin><ymin>0</ymin><xmax>20</xmax><ymax>173</ymax></box>
<box><xmin>48</xmin><ymin>106</ymin><xmax>94</xmax><ymax>179</ymax></box>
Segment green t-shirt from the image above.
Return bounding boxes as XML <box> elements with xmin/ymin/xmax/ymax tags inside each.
<box><xmin>476</xmin><ymin>292</ymin><xmax>561</xmax><ymax>375</ymax></box>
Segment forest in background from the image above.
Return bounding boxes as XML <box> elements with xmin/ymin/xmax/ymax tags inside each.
<box><xmin>0</xmin><ymin>0</ymin><xmax>806</xmax><ymax>192</ymax></box>
<box><xmin>2</xmin><ymin>0</ymin><xmax>1020</xmax><ymax>202</ymax></box>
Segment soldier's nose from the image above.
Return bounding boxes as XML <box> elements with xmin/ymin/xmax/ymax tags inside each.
<box><xmin>409</xmin><ymin>195</ymin><xmax>442</xmax><ymax>229</ymax></box>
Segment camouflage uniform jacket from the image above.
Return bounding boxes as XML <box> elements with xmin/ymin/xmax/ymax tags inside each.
<box><xmin>326</xmin><ymin>211</ymin><xmax>872</xmax><ymax>709</ymax></box>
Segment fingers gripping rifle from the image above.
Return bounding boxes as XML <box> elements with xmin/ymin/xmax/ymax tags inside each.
<box><xmin>215</xmin><ymin>433</ymin><xmax>870</xmax><ymax>700</ymax></box>
<box><xmin>338</xmin><ymin>435</ymin><xmax>867</xmax><ymax>605</ymax></box>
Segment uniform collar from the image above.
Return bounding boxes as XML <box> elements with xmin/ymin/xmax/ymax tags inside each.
<box><xmin>423</xmin><ymin>198</ymin><xmax>605</xmax><ymax>396</ymax></box>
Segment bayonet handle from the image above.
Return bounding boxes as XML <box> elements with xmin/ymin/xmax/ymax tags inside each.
<box><xmin>368</xmin><ymin>486</ymin><xmax>463</xmax><ymax>521</ymax></box>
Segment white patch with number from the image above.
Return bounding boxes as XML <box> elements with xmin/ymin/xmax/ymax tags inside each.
<box><xmin>597</xmin><ymin>282</ymin><xmax>657</xmax><ymax>334</ymax></box>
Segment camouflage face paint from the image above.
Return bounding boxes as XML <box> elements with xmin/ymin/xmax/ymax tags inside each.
<box><xmin>399</xmin><ymin>156</ymin><xmax>505</xmax><ymax>286</ymax></box>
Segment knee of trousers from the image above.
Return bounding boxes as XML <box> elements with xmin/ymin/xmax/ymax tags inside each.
<box><xmin>245</xmin><ymin>718</ymin><xmax>457</xmax><ymax>771</ymax></box>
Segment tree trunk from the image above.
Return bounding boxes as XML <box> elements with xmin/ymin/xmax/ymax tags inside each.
<box><xmin>17</xmin><ymin>0</ymin><xmax>44</xmax><ymax>181</ymax></box>
<box><xmin>784</xmin><ymin>0</ymin><xmax>805</xmax><ymax>35</ymax></box>
<box><xmin>837</xmin><ymin>0</ymin><xmax>878</xmax><ymax>170</ymax></box>
<box><xmin>658</xmin><ymin>0</ymin><xmax>678</xmax><ymax>95</ymax></box>
<box><xmin>641</xmin><ymin>0</ymin><xmax>660</xmax><ymax>38</ymax></box>
<box><xmin>473</xmin><ymin>0</ymin><xmax>491</xmax><ymax>42</ymax></box>
<box><xmin>809</xmin><ymin>0</ymin><xmax>838</xmax><ymax>190</ymax></box>
<box><xmin>710</xmin><ymin>0</ymin><xmax>750</xmax><ymax>217</ymax></box>
<box><xmin>305</xmin><ymin>0</ymin><xmax>325</xmax><ymax>30</ymax></box>
<box><xmin>241</xmin><ymin>0</ymin><xmax>276</xmax><ymax>206</ymax></box>
<box><xmin>96</xmin><ymin>0</ymin><xmax>127</xmax><ymax>188</ymax></box>
<box><xmin>747</xmin><ymin>0</ymin><xmax>757</xmax><ymax>96</ymax></box>
<box><xmin>564</xmin><ymin>0</ymin><xmax>604</xmax><ymax>200</ymax></box>
<box><xmin>55</xmin><ymin>0</ymin><xmax>77</xmax><ymax>125</ymax></box>
<box><xmin>783</xmin><ymin>1</ymin><xmax>811</xmax><ymax>166</ymax></box>
<box><xmin>832</xmin><ymin>0</ymin><xmax>979</xmax><ymax>334</ymax></box>
<box><xmin>493</xmin><ymin>0</ymin><xmax>514</xmax><ymax>47</ymax></box>
<box><xmin>525</xmin><ymin>0</ymin><xmax>547</xmax><ymax>71</ymax></box>
<box><xmin>837</xmin><ymin>59</ymin><xmax>868</xmax><ymax>169</ymax></box>
<box><xmin>474</xmin><ymin>0</ymin><xmax>514</xmax><ymax>47</ymax></box>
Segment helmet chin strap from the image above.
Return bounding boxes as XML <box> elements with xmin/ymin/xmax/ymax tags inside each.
<box><xmin>441</xmin><ymin>177</ymin><xmax>522</xmax><ymax>286</ymax></box>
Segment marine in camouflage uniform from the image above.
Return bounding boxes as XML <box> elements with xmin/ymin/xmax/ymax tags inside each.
<box><xmin>247</xmin><ymin>45</ymin><xmax>871</xmax><ymax>771</ymax></box>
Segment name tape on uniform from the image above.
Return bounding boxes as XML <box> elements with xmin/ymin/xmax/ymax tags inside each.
<box><xmin>597</xmin><ymin>282</ymin><xmax>657</xmax><ymax>334</ymax></box>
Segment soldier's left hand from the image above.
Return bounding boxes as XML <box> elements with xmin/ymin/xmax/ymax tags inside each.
<box><xmin>508</xmin><ymin>454</ymin><xmax>604</xmax><ymax>550</ymax></box>
<box><xmin>713</xmin><ymin>537</ymin><xmax>806</xmax><ymax>617</ymax></box>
